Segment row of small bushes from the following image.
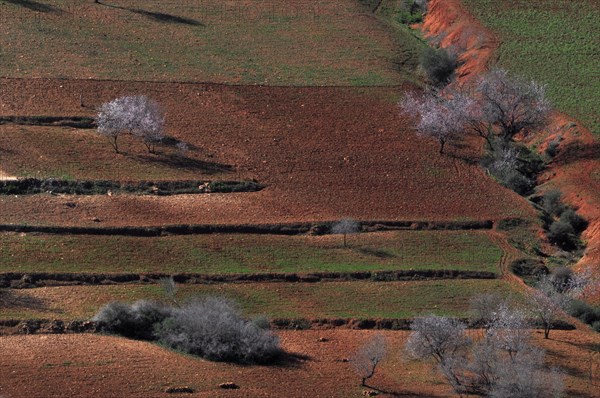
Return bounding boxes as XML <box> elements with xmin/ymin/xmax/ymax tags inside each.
<box><xmin>93</xmin><ymin>297</ymin><xmax>282</xmax><ymax>364</ymax></box>
<box><xmin>1</xmin><ymin>269</ymin><xmax>497</xmax><ymax>288</ymax></box>
<box><xmin>539</xmin><ymin>190</ymin><xmax>587</xmax><ymax>251</ymax></box>
<box><xmin>0</xmin><ymin>178</ymin><xmax>263</xmax><ymax>196</ymax></box>
<box><xmin>0</xmin><ymin>116</ymin><xmax>95</xmax><ymax>129</ymax></box>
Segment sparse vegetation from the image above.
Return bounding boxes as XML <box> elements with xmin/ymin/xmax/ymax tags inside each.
<box><xmin>405</xmin><ymin>304</ymin><xmax>566</xmax><ymax>396</ymax></box>
<box><xmin>93</xmin><ymin>295</ymin><xmax>282</xmax><ymax>364</ymax></box>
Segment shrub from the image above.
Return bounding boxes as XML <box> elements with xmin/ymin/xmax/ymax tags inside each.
<box><xmin>510</xmin><ymin>259</ymin><xmax>548</xmax><ymax>278</ymax></box>
<box><xmin>559</xmin><ymin>209</ymin><xmax>588</xmax><ymax>233</ymax></box>
<box><xmin>545</xmin><ymin>139</ymin><xmax>561</xmax><ymax>157</ymax></box>
<box><xmin>92</xmin><ymin>300</ymin><xmax>173</xmax><ymax>340</ymax></box>
<box><xmin>481</xmin><ymin>144</ymin><xmax>535</xmax><ymax>195</ymax></box>
<box><xmin>419</xmin><ymin>47</ymin><xmax>458</xmax><ymax>87</ymax></box>
<box><xmin>547</xmin><ymin>220</ymin><xmax>578</xmax><ymax>250</ymax></box>
<box><xmin>542</xmin><ymin>190</ymin><xmax>565</xmax><ymax>217</ymax></box>
<box><xmin>154</xmin><ymin>297</ymin><xmax>282</xmax><ymax>363</ymax></box>
<box><xmin>566</xmin><ymin>299</ymin><xmax>600</xmax><ymax>327</ymax></box>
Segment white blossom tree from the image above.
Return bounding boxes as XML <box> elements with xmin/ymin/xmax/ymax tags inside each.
<box><xmin>399</xmin><ymin>90</ymin><xmax>470</xmax><ymax>154</ymax></box>
<box><xmin>96</xmin><ymin>95</ymin><xmax>165</xmax><ymax>154</ymax></box>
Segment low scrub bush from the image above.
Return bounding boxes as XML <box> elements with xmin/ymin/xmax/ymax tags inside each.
<box><xmin>547</xmin><ymin>220</ymin><xmax>578</xmax><ymax>250</ymax></box>
<box><xmin>155</xmin><ymin>297</ymin><xmax>281</xmax><ymax>363</ymax></box>
<box><xmin>559</xmin><ymin>209</ymin><xmax>588</xmax><ymax>233</ymax></box>
<box><xmin>93</xmin><ymin>296</ymin><xmax>282</xmax><ymax>363</ymax></box>
<box><xmin>541</xmin><ymin>190</ymin><xmax>566</xmax><ymax>217</ymax></box>
<box><xmin>93</xmin><ymin>300</ymin><xmax>173</xmax><ymax>340</ymax></box>
<box><xmin>419</xmin><ymin>47</ymin><xmax>458</xmax><ymax>87</ymax></box>
<box><xmin>481</xmin><ymin>144</ymin><xmax>536</xmax><ymax>195</ymax></box>
<box><xmin>545</xmin><ymin>138</ymin><xmax>561</xmax><ymax>157</ymax></box>
<box><xmin>566</xmin><ymin>299</ymin><xmax>600</xmax><ymax>328</ymax></box>
<box><xmin>510</xmin><ymin>259</ymin><xmax>548</xmax><ymax>278</ymax></box>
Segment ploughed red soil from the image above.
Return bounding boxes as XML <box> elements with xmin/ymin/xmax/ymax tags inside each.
<box><xmin>0</xmin><ymin>330</ymin><xmax>597</xmax><ymax>398</ymax></box>
<box><xmin>423</xmin><ymin>0</ymin><xmax>600</xmax><ymax>288</ymax></box>
<box><xmin>0</xmin><ymin>78</ymin><xmax>535</xmax><ymax>227</ymax></box>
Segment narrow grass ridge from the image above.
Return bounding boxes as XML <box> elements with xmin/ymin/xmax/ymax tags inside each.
<box><xmin>0</xmin><ymin>269</ymin><xmax>498</xmax><ymax>289</ymax></box>
<box><xmin>0</xmin><ymin>178</ymin><xmax>263</xmax><ymax>195</ymax></box>
<box><xmin>0</xmin><ymin>317</ymin><xmax>575</xmax><ymax>336</ymax></box>
<box><xmin>0</xmin><ymin>220</ymin><xmax>496</xmax><ymax>236</ymax></box>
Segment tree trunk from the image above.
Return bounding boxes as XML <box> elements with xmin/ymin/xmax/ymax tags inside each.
<box><xmin>439</xmin><ymin>139</ymin><xmax>446</xmax><ymax>154</ymax></box>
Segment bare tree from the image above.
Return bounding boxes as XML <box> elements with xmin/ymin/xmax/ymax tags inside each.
<box><xmin>529</xmin><ymin>275</ymin><xmax>570</xmax><ymax>339</ymax></box>
<box><xmin>399</xmin><ymin>90</ymin><xmax>470</xmax><ymax>154</ymax></box>
<box><xmin>331</xmin><ymin>218</ymin><xmax>359</xmax><ymax>247</ymax></box>
<box><xmin>96</xmin><ymin>95</ymin><xmax>165</xmax><ymax>154</ymax></box>
<box><xmin>489</xmin><ymin>348</ymin><xmax>564</xmax><ymax>398</ymax></box>
<box><xmin>485</xmin><ymin>304</ymin><xmax>531</xmax><ymax>360</ymax></box>
<box><xmin>406</xmin><ymin>316</ymin><xmax>471</xmax><ymax>395</ymax></box>
<box><xmin>351</xmin><ymin>334</ymin><xmax>386</xmax><ymax>387</ymax></box>
<box><xmin>475</xmin><ymin>69</ymin><xmax>551</xmax><ymax>142</ymax></box>
<box><xmin>567</xmin><ymin>266</ymin><xmax>600</xmax><ymax>299</ymax></box>
<box><xmin>406</xmin><ymin>315</ymin><xmax>471</xmax><ymax>364</ymax></box>
<box><xmin>470</xmin><ymin>293</ymin><xmax>506</xmax><ymax>329</ymax></box>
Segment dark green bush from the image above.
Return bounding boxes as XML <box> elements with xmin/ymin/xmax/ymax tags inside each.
<box><xmin>510</xmin><ymin>259</ymin><xmax>548</xmax><ymax>278</ymax></box>
<box><xmin>560</xmin><ymin>209</ymin><xmax>588</xmax><ymax>233</ymax></box>
<box><xmin>542</xmin><ymin>190</ymin><xmax>566</xmax><ymax>217</ymax></box>
<box><xmin>419</xmin><ymin>47</ymin><xmax>458</xmax><ymax>87</ymax></box>
<box><xmin>397</xmin><ymin>9</ymin><xmax>423</xmax><ymax>24</ymax></box>
<box><xmin>92</xmin><ymin>300</ymin><xmax>173</xmax><ymax>340</ymax></box>
<box><xmin>547</xmin><ymin>219</ymin><xmax>578</xmax><ymax>250</ymax></box>
<box><xmin>566</xmin><ymin>299</ymin><xmax>600</xmax><ymax>327</ymax></box>
<box><xmin>545</xmin><ymin>139</ymin><xmax>561</xmax><ymax>157</ymax></box>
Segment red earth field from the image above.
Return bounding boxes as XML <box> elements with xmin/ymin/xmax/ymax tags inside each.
<box><xmin>0</xmin><ymin>78</ymin><xmax>535</xmax><ymax>227</ymax></box>
<box><xmin>1</xmin><ymin>1</ymin><xmax>599</xmax><ymax>397</ymax></box>
<box><xmin>0</xmin><ymin>330</ymin><xmax>598</xmax><ymax>398</ymax></box>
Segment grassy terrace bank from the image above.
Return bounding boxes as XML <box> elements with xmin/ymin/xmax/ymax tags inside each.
<box><xmin>463</xmin><ymin>0</ymin><xmax>600</xmax><ymax>136</ymax></box>
<box><xmin>0</xmin><ymin>231</ymin><xmax>501</xmax><ymax>274</ymax></box>
<box><xmin>0</xmin><ymin>0</ymin><xmax>423</xmax><ymax>85</ymax></box>
<box><xmin>0</xmin><ymin>279</ymin><xmax>519</xmax><ymax>320</ymax></box>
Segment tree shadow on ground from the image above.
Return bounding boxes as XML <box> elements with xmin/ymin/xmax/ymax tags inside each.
<box><xmin>161</xmin><ymin>136</ymin><xmax>201</xmax><ymax>152</ymax></box>
<box><xmin>266</xmin><ymin>351</ymin><xmax>311</xmax><ymax>368</ymax></box>
<box><xmin>0</xmin><ymin>289</ymin><xmax>58</xmax><ymax>314</ymax></box>
<box><xmin>97</xmin><ymin>1</ymin><xmax>203</xmax><ymax>26</ymax></box>
<box><xmin>552</xmin><ymin>142</ymin><xmax>600</xmax><ymax>166</ymax></box>
<box><xmin>353</xmin><ymin>247</ymin><xmax>396</xmax><ymax>259</ymax></box>
<box><xmin>4</xmin><ymin>0</ymin><xmax>61</xmax><ymax>13</ymax></box>
<box><xmin>134</xmin><ymin>153</ymin><xmax>233</xmax><ymax>175</ymax></box>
